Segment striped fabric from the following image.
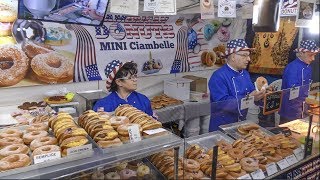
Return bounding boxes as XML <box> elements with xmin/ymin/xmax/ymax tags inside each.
<box><xmin>294</xmin><ymin>40</ymin><xmax>319</xmax><ymax>53</ymax></box>
<box><xmin>171</xmin><ymin>26</ymin><xmax>189</xmax><ymax>73</ymax></box>
<box><xmin>105</xmin><ymin>60</ymin><xmax>123</xmax><ymax>90</ymax></box>
<box><xmin>224</xmin><ymin>39</ymin><xmax>254</xmax><ymax>57</ymax></box>
<box><xmin>70</xmin><ymin>24</ymin><xmax>102</xmax><ymax>82</ymax></box>
<box><xmin>282</xmin><ymin>0</ymin><xmax>298</xmax><ymax>8</ymax></box>
<box><xmin>188</xmin><ymin>30</ymin><xmax>209</xmax><ymax>68</ymax></box>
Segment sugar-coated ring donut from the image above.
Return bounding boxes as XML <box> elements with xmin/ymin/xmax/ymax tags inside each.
<box><xmin>183</xmin><ymin>159</ymin><xmax>200</xmax><ymax>172</ymax></box>
<box><xmin>32</xmin><ymin>145</ymin><xmax>61</xmax><ymax>157</ymax></box>
<box><xmin>0</xmin><ymin>45</ymin><xmax>29</xmax><ymax>87</ymax></box>
<box><xmin>0</xmin><ymin>128</ymin><xmax>23</xmax><ymax>138</ymax></box>
<box><xmin>23</xmin><ymin>130</ymin><xmax>48</xmax><ymax>145</ymax></box>
<box><xmin>0</xmin><ymin>144</ymin><xmax>29</xmax><ymax>158</ymax></box>
<box><xmin>30</xmin><ymin>136</ymin><xmax>58</xmax><ymax>151</ymax></box>
<box><xmin>137</xmin><ymin>164</ymin><xmax>150</xmax><ymax>177</ymax></box>
<box><xmin>0</xmin><ymin>154</ymin><xmax>31</xmax><ymax>171</ymax></box>
<box><xmin>30</xmin><ymin>52</ymin><xmax>73</xmax><ymax>84</ymax></box>
<box><xmin>0</xmin><ymin>2</ymin><xmax>17</xmax><ymax>23</ymax></box>
<box><xmin>256</xmin><ymin>76</ymin><xmax>268</xmax><ymax>91</ymax></box>
<box><xmin>228</xmin><ymin>148</ymin><xmax>244</xmax><ymax>162</ymax></box>
<box><xmin>240</xmin><ymin>157</ymin><xmax>259</xmax><ymax>172</ymax></box>
<box><xmin>26</xmin><ymin>123</ymin><xmax>49</xmax><ymax>133</ymax></box>
<box><xmin>0</xmin><ymin>137</ymin><xmax>24</xmax><ymax>148</ymax></box>
<box><xmin>119</xmin><ymin>169</ymin><xmax>137</xmax><ymax>179</ymax></box>
<box><xmin>216</xmin><ymin>140</ymin><xmax>232</xmax><ymax>152</ymax></box>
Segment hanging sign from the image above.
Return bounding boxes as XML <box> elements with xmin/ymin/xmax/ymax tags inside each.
<box><xmin>218</xmin><ymin>0</ymin><xmax>236</xmax><ymax>18</ymax></box>
<box><xmin>200</xmin><ymin>0</ymin><xmax>215</xmax><ymax>19</ymax></box>
<box><xmin>110</xmin><ymin>0</ymin><xmax>139</xmax><ymax>16</ymax></box>
<box><xmin>295</xmin><ymin>0</ymin><xmax>316</xmax><ymax>27</ymax></box>
<box><xmin>154</xmin><ymin>0</ymin><xmax>177</xmax><ymax>15</ymax></box>
<box><xmin>144</xmin><ymin>0</ymin><xmax>157</xmax><ymax>11</ymax></box>
<box><xmin>280</xmin><ymin>0</ymin><xmax>299</xmax><ymax>16</ymax></box>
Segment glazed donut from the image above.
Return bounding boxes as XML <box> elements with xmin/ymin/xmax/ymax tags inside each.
<box><xmin>115</xmin><ymin>162</ymin><xmax>128</xmax><ymax>171</ymax></box>
<box><xmin>215</xmin><ymin>168</ymin><xmax>228</xmax><ymax>178</ymax></box>
<box><xmin>26</xmin><ymin>123</ymin><xmax>49</xmax><ymax>133</ymax></box>
<box><xmin>119</xmin><ymin>169</ymin><xmax>137</xmax><ymax>179</ymax></box>
<box><xmin>0</xmin><ymin>2</ymin><xmax>17</xmax><ymax>23</ymax></box>
<box><xmin>137</xmin><ymin>164</ymin><xmax>150</xmax><ymax>177</ymax></box>
<box><xmin>110</xmin><ymin>116</ymin><xmax>130</xmax><ymax>128</ymax></box>
<box><xmin>30</xmin><ymin>52</ymin><xmax>73</xmax><ymax>84</ymax></box>
<box><xmin>93</xmin><ymin>130</ymin><xmax>118</xmax><ymax>142</ymax></box>
<box><xmin>229</xmin><ymin>169</ymin><xmax>247</xmax><ymax>178</ymax></box>
<box><xmin>216</xmin><ymin>140</ymin><xmax>232</xmax><ymax>152</ymax></box>
<box><xmin>21</xmin><ymin>40</ymin><xmax>53</xmax><ymax>59</ymax></box>
<box><xmin>0</xmin><ymin>129</ymin><xmax>23</xmax><ymax>139</ymax></box>
<box><xmin>232</xmin><ymin>139</ymin><xmax>244</xmax><ymax>148</ymax></box>
<box><xmin>237</xmin><ymin>126</ymin><xmax>249</xmax><ymax>135</ymax></box>
<box><xmin>183</xmin><ymin>159</ymin><xmax>200</xmax><ymax>172</ymax></box>
<box><xmin>0</xmin><ymin>45</ymin><xmax>29</xmax><ymax>87</ymax></box>
<box><xmin>194</xmin><ymin>153</ymin><xmax>211</xmax><ymax>162</ymax></box>
<box><xmin>185</xmin><ymin>170</ymin><xmax>204</xmax><ymax>179</ymax></box>
<box><xmin>204</xmin><ymin>24</ymin><xmax>215</xmax><ymax>41</ymax></box>
<box><xmin>256</xmin><ymin>76</ymin><xmax>268</xmax><ymax>91</ymax></box>
<box><xmin>0</xmin><ymin>137</ymin><xmax>24</xmax><ymax>148</ymax></box>
<box><xmin>0</xmin><ymin>144</ymin><xmax>29</xmax><ymax>159</ymax></box>
<box><xmin>30</xmin><ymin>136</ymin><xmax>58</xmax><ymax>151</ymax></box>
<box><xmin>117</xmin><ymin>124</ymin><xmax>142</xmax><ymax>136</ymax></box>
<box><xmin>266</xmin><ymin>154</ymin><xmax>283</xmax><ymax>162</ymax></box>
<box><xmin>141</xmin><ymin>120</ymin><xmax>162</xmax><ymax>131</ymax></box>
<box><xmin>0</xmin><ymin>154</ymin><xmax>31</xmax><ymax>171</ymax></box>
<box><xmin>105</xmin><ymin>172</ymin><xmax>120</xmax><ymax>179</ymax></box>
<box><xmin>58</xmin><ymin>128</ymin><xmax>87</xmax><ymax>144</ymax></box>
<box><xmin>32</xmin><ymin>145</ymin><xmax>61</xmax><ymax>157</ymax></box>
<box><xmin>241</xmin><ymin>123</ymin><xmax>260</xmax><ymax>131</ymax></box>
<box><xmin>0</xmin><ymin>22</ymin><xmax>12</xmax><ymax>36</ymax></box>
<box><xmin>91</xmin><ymin>171</ymin><xmax>104</xmax><ymax>180</ymax></box>
<box><xmin>240</xmin><ymin>157</ymin><xmax>259</xmax><ymax>172</ymax></box>
<box><xmin>118</xmin><ymin>135</ymin><xmax>130</xmax><ymax>142</ymax></box>
<box><xmin>224</xmin><ymin>163</ymin><xmax>242</xmax><ymax>172</ymax></box>
<box><xmin>228</xmin><ymin>148</ymin><xmax>244</xmax><ymax>162</ymax></box>
<box><xmin>276</xmin><ymin>148</ymin><xmax>293</xmax><ymax>157</ymax></box>
<box><xmin>217</xmin><ymin>27</ymin><xmax>230</xmax><ymax>42</ymax></box>
<box><xmin>89</xmin><ymin>123</ymin><xmax>113</xmax><ymax>137</ymax></box>
<box><xmin>97</xmin><ymin>138</ymin><xmax>123</xmax><ymax>148</ymax></box>
<box><xmin>22</xmin><ymin>130</ymin><xmax>49</xmax><ymax>145</ymax></box>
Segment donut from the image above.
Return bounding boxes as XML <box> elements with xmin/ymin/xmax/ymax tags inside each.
<box><xmin>57</xmin><ymin>128</ymin><xmax>87</xmax><ymax>144</ymax></box>
<box><xmin>110</xmin><ymin>116</ymin><xmax>130</xmax><ymax>128</ymax></box>
<box><xmin>240</xmin><ymin>157</ymin><xmax>259</xmax><ymax>172</ymax></box>
<box><xmin>93</xmin><ymin>130</ymin><xmax>118</xmax><ymax>142</ymax></box>
<box><xmin>241</xmin><ymin>123</ymin><xmax>260</xmax><ymax>131</ymax></box>
<box><xmin>194</xmin><ymin>153</ymin><xmax>211</xmax><ymax>162</ymax></box>
<box><xmin>216</xmin><ymin>140</ymin><xmax>232</xmax><ymax>152</ymax></box>
<box><xmin>185</xmin><ymin>170</ymin><xmax>204</xmax><ymax>179</ymax></box>
<box><xmin>32</xmin><ymin>145</ymin><xmax>61</xmax><ymax>157</ymax></box>
<box><xmin>21</xmin><ymin>40</ymin><xmax>53</xmax><ymax>59</ymax></box>
<box><xmin>0</xmin><ymin>144</ymin><xmax>29</xmax><ymax>159</ymax></box>
<box><xmin>229</xmin><ymin>169</ymin><xmax>247</xmax><ymax>178</ymax></box>
<box><xmin>117</xmin><ymin>124</ymin><xmax>142</xmax><ymax>136</ymax></box>
<box><xmin>60</xmin><ymin>136</ymin><xmax>88</xmax><ymax>150</ymax></box>
<box><xmin>26</xmin><ymin>123</ymin><xmax>49</xmax><ymax>133</ymax></box>
<box><xmin>183</xmin><ymin>159</ymin><xmax>200</xmax><ymax>172</ymax></box>
<box><xmin>105</xmin><ymin>172</ymin><xmax>120</xmax><ymax>180</ymax></box>
<box><xmin>109</xmin><ymin>23</ymin><xmax>126</xmax><ymax>41</ymax></box>
<box><xmin>91</xmin><ymin>170</ymin><xmax>104</xmax><ymax>180</ymax></box>
<box><xmin>224</xmin><ymin>162</ymin><xmax>242</xmax><ymax>173</ymax></box>
<box><xmin>137</xmin><ymin>164</ymin><xmax>150</xmax><ymax>177</ymax></box>
<box><xmin>97</xmin><ymin>138</ymin><xmax>123</xmax><ymax>148</ymax></box>
<box><xmin>0</xmin><ymin>2</ymin><xmax>17</xmax><ymax>23</ymax></box>
<box><xmin>30</xmin><ymin>52</ymin><xmax>73</xmax><ymax>84</ymax></box>
<box><xmin>0</xmin><ymin>137</ymin><xmax>24</xmax><ymax>148</ymax></box>
<box><xmin>228</xmin><ymin>148</ymin><xmax>244</xmax><ymax>162</ymax></box>
<box><xmin>88</xmin><ymin>123</ymin><xmax>113</xmax><ymax>137</ymax></box>
<box><xmin>0</xmin><ymin>128</ymin><xmax>22</xmax><ymax>138</ymax></box>
<box><xmin>23</xmin><ymin>130</ymin><xmax>48</xmax><ymax>145</ymax></box>
<box><xmin>0</xmin><ymin>154</ymin><xmax>31</xmax><ymax>171</ymax></box>
<box><xmin>0</xmin><ymin>45</ymin><xmax>29</xmax><ymax>87</ymax></box>
<box><xmin>0</xmin><ymin>22</ymin><xmax>12</xmax><ymax>36</ymax></box>
<box><xmin>205</xmin><ymin>52</ymin><xmax>216</xmax><ymax>67</ymax></box>
<box><xmin>217</xmin><ymin>27</ymin><xmax>230</xmax><ymax>42</ymax></box>
<box><xmin>30</xmin><ymin>136</ymin><xmax>58</xmax><ymax>151</ymax></box>
<box><xmin>222</xmin><ymin>18</ymin><xmax>232</xmax><ymax>27</ymax></box>
<box><xmin>115</xmin><ymin>162</ymin><xmax>128</xmax><ymax>171</ymax></box>
<box><xmin>141</xmin><ymin>121</ymin><xmax>162</xmax><ymax>131</ymax></box>
<box><xmin>204</xmin><ymin>24</ymin><xmax>215</xmax><ymax>41</ymax></box>
<box><xmin>119</xmin><ymin>169</ymin><xmax>137</xmax><ymax>179</ymax></box>
<box><xmin>256</xmin><ymin>76</ymin><xmax>268</xmax><ymax>91</ymax></box>
<box><xmin>266</xmin><ymin>154</ymin><xmax>282</xmax><ymax>162</ymax></box>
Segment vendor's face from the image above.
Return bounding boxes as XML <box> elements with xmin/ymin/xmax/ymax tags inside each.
<box><xmin>300</xmin><ymin>51</ymin><xmax>317</xmax><ymax>64</ymax></box>
<box><xmin>232</xmin><ymin>51</ymin><xmax>251</xmax><ymax>70</ymax></box>
<box><xmin>117</xmin><ymin>74</ymin><xmax>138</xmax><ymax>91</ymax></box>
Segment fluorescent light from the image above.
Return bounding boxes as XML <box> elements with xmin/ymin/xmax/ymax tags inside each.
<box><xmin>309</xmin><ymin>12</ymin><xmax>319</xmax><ymax>34</ymax></box>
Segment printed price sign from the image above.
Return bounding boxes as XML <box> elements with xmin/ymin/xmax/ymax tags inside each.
<box><xmin>143</xmin><ymin>128</ymin><xmax>167</xmax><ymax>135</ymax></box>
<box><xmin>128</xmin><ymin>124</ymin><xmax>142</xmax><ymax>143</ymax></box>
<box><xmin>67</xmin><ymin>144</ymin><xmax>92</xmax><ymax>156</ymax></box>
<box><xmin>34</xmin><ymin>151</ymin><xmax>61</xmax><ymax>164</ymax></box>
<box><xmin>263</xmin><ymin>91</ymin><xmax>283</xmax><ymax>115</ymax></box>
<box><xmin>241</xmin><ymin>96</ymin><xmax>254</xmax><ymax>110</ymax></box>
<box><xmin>277</xmin><ymin>159</ymin><xmax>290</xmax><ymax>170</ymax></box>
<box><xmin>286</xmin><ymin>154</ymin><xmax>298</xmax><ymax>165</ymax></box>
<box><xmin>289</xmin><ymin>87</ymin><xmax>300</xmax><ymax>100</ymax></box>
<box><xmin>250</xmin><ymin>169</ymin><xmax>265</xmax><ymax>179</ymax></box>
<box><xmin>266</xmin><ymin>162</ymin><xmax>278</xmax><ymax>176</ymax></box>
<box><xmin>238</xmin><ymin>174</ymin><xmax>252</xmax><ymax>179</ymax></box>
<box><xmin>293</xmin><ymin>147</ymin><xmax>304</xmax><ymax>161</ymax></box>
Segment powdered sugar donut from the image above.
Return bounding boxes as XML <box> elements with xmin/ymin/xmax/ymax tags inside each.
<box><xmin>217</xmin><ymin>27</ymin><xmax>230</xmax><ymax>42</ymax></box>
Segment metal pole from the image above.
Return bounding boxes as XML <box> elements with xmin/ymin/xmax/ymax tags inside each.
<box><xmin>211</xmin><ymin>145</ymin><xmax>218</xmax><ymax>180</ymax></box>
<box><xmin>174</xmin><ymin>146</ymin><xmax>180</xmax><ymax>180</ymax></box>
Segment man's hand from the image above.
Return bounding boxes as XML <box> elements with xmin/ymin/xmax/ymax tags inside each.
<box><xmin>250</xmin><ymin>90</ymin><xmax>266</xmax><ymax>101</ymax></box>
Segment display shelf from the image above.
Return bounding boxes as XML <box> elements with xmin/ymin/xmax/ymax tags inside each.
<box><xmin>0</xmin><ymin>132</ymin><xmax>182</xmax><ymax>179</ymax></box>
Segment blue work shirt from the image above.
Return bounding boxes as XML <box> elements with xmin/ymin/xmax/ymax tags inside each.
<box><xmin>279</xmin><ymin>58</ymin><xmax>312</xmax><ymax>121</ymax></box>
<box><xmin>209</xmin><ymin>64</ymin><xmax>255</xmax><ymax>131</ymax></box>
<box><xmin>93</xmin><ymin>91</ymin><xmax>153</xmax><ymax>116</ymax></box>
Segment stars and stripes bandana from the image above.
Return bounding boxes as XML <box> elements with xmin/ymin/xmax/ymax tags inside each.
<box><xmin>224</xmin><ymin>39</ymin><xmax>254</xmax><ymax>57</ymax></box>
<box><xmin>105</xmin><ymin>60</ymin><xmax>123</xmax><ymax>90</ymax></box>
<box><xmin>295</xmin><ymin>40</ymin><xmax>320</xmax><ymax>53</ymax></box>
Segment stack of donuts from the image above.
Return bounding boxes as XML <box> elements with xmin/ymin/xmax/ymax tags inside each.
<box><xmin>48</xmin><ymin>112</ymin><xmax>89</xmax><ymax>156</ymax></box>
<box><xmin>115</xmin><ymin>105</ymin><xmax>162</xmax><ymax>131</ymax></box>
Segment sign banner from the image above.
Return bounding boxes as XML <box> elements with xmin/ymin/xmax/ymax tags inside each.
<box><xmin>280</xmin><ymin>0</ymin><xmax>299</xmax><ymax>16</ymax></box>
<box><xmin>0</xmin><ymin>1</ymin><xmax>247</xmax><ymax>88</ymax></box>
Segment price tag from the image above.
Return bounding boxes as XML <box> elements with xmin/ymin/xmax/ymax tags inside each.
<box><xmin>277</xmin><ymin>159</ymin><xmax>290</xmax><ymax>170</ymax></box>
<box><xmin>67</xmin><ymin>144</ymin><xmax>92</xmax><ymax>156</ymax></box>
<box><xmin>128</xmin><ymin>124</ymin><xmax>142</xmax><ymax>143</ymax></box>
<box><xmin>237</xmin><ymin>174</ymin><xmax>252</xmax><ymax>179</ymax></box>
<box><xmin>286</xmin><ymin>154</ymin><xmax>298</xmax><ymax>166</ymax></box>
<box><xmin>289</xmin><ymin>87</ymin><xmax>300</xmax><ymax>100</ymax></box>
<box><xmin>266</xmin><ymin>162</ymin><xmax>278</xmax><ymax>176</ymax></box>
<box><xmin>34</xmin><ymin>151</ymin><xmax>61</xmax><ymax>164</ymax></box>
<box><xmin>293</xmin><ymin>147</ymin><xmax>304</xmax><ymax>161</ymax></box>
<box><xmin>250</xmin><ymin>169</ymin><xmax>265</xmax><ymax>179</ymax></box>
<box><xmin>143</xmin><ymin>128</ymin><xmax>167</xmax><ymax>135</ymax></box>
<box><xmin>241</xmin><ymin>96</ymin><xmax>254</xmax><ymax>110</ymax></box>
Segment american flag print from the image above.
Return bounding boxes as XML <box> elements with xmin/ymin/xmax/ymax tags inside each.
<box><xmin>105</xmin><ymin>60</ymin><xmax>123</xmax><ymax>90</ymax></box>
<box><xmin>282</xmin><ymin>0</ymin><xmax>298</xmax><ymax>8</ymax></box>
<box><xmin>69</xmin><ymin>24</ymin><xmax>102</xmax><ymax>82</ymax></box>
<box><xmin>224</xmin><ymin>39</ymin><xmax>252</xmax><ymax>56</ymax></box>
<box><xmin>109</xmin><ymin>23</ymin><xmax>126</xmax><ymax>40</ymax></box>
<box><xmin>295</xmin><ymin>40</ymin><xmax>319</xmax><ymax>53</ymax></box>
<box><xmin>170</xmin><ymin>26</ymin><xmax>189</xmax><ymax>73</ymax></box>
<box><xmin>188</xmin><ymin>28</ymin><xmax>209</xmax><ymax>68</ymax></box>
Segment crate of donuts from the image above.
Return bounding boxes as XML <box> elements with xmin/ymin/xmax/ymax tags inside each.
<box><xmin>0</xmin><ymin>112</ymin><xmax>93</xmax><ymax>173</ymax></box>
<box><xmin>77</xmin><ymin>105</ymin><xmax>165</xmax><ymax>149</ymax></box>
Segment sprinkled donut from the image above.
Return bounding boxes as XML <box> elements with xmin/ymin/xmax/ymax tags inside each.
<box><xmin>0</xmin><ymin>45</ymin><xmax>29</xmax><ymax>87</ymax></box>
<box><xmin>30</xmin><ymin>52</ymin><xmax>73</xmax><ymax>84</ymax></box>
<box><xmin>217</xmin><ymin>27</ymin><xmax>230</xmax><ymax>42</ymax></box>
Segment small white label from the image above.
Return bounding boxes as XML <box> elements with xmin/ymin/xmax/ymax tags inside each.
<box><xmin>250</xmin><ymin>169</ymin><xmax>265</xmax><ymax>179</ymax></box>
<box><xmin>67</xmin><ymin>144</ymin><xmax>92</xmax><ymax>156</ymax></box>
<box><xmin>110</xmin><ymin>0</ymin><xmax>139</xmax><ymax>16</ymax></box>
<box><xmin>144</xmin><ymin>0</ymin><xmax>157</xmax><ymax>11</ymax></box>
<box><xmin>154</xmin><ymin>0</ymin><xmax>176</xmax><ymax>15</ymax></box>
<box><xmin>241</xmin><ymin>96</ymin><xmax>254</xmax><ymax>110</ymax></box>
<box><xmin>238</xmin><ymin>174</ymin><xmax>252</xmax><ymax>179</ymax></box>
<box><xmin>289</xmin><ymin>87</ymin><xmax>300</xmax><ymax>100</ymax></box>
<box><xmin>277</xmin><ymin>159</ymin><xmax>290</xmax><ymax>170</ymax></box>
<box><xmin>218</xmin><ymin>0</ymin><xmax>236</xmax><ymax>18</ymax></box>
<box><xmin>200</xmin><ymin>0</ymin><xmax>215</xmax><ymax>19</ymax></box>
<box><xmin>143</xmin><ymin>128</ymin><xmax>167</xmax><ymax>135</ymax></box>
<box><xmin>293</xmin><ymin>147</ymin><xmax>304</xmax><ymax>161</ymax></box>
<box><xmin>128</xmin><ymin>124</ymin><xmax>142</xmax><ymax>143</ymax></box>
<box><xmin>286</xmin><ymin>154</ymin><xmax>298</xmax><ymax>166</ymax></box>
<box><xmin>242</xmin><ymin>3</ymin><xmax>253</xmax><ymax>19</ymax></box>
<box><xmin>34</xmin><ymin>151</ymin><xmax>61</xmax><ymax>164</ymax></box>
<box><xmin>266</xmin><ymin>162</ymin><xmax>278</xmax><ymax>176</ymax></box>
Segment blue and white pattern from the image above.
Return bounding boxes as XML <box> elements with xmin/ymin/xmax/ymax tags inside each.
<box><xmin>224</xmin><ymin>39</ymin><xmax>254</xmax><ymax>56</ymax></box>
<box><xmin>188</xmin><ymin>28</ymin><xmax>197</xmax><ymax>50</ymax></box>
<box><xmin>105</xmin><ymin>60</ymin><xmax>123</xmax><ymax>90</ymax></box>
<box><xmin>295</xmin><ymin>40</ymin><xmax>319</xmax><ymax>53</ymax></box>
<box><xmin>86</xmin><ymin>64</ymin><xmax>102</xmax><ymax>81</ymax></box>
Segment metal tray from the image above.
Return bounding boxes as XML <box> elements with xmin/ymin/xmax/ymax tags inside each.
<box><xmin>219</xmin><ymin>120</ymin><xmax>275</xmax><ymax>139</ymax></box>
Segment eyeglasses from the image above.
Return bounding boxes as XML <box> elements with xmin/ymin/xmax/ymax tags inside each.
<box><xmin>119</xmin><ymin>74</ymin><xmax>138</xmax><ymax>81</ymax></box>
<box><xmin>235</xmin><ymin>53</ymin><xmax>250</xmax><ymax>58</ymax></box>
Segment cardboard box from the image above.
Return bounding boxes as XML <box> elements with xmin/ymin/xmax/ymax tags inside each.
<box><xmin>164</xmin><ymin>78</ymin><xmax>192</xmax><ymax>100</ymax></box>
<box><xmin>182</xmin><ymin>75</ymin><xmax>207</xmax><ymax>93</ymax></box>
